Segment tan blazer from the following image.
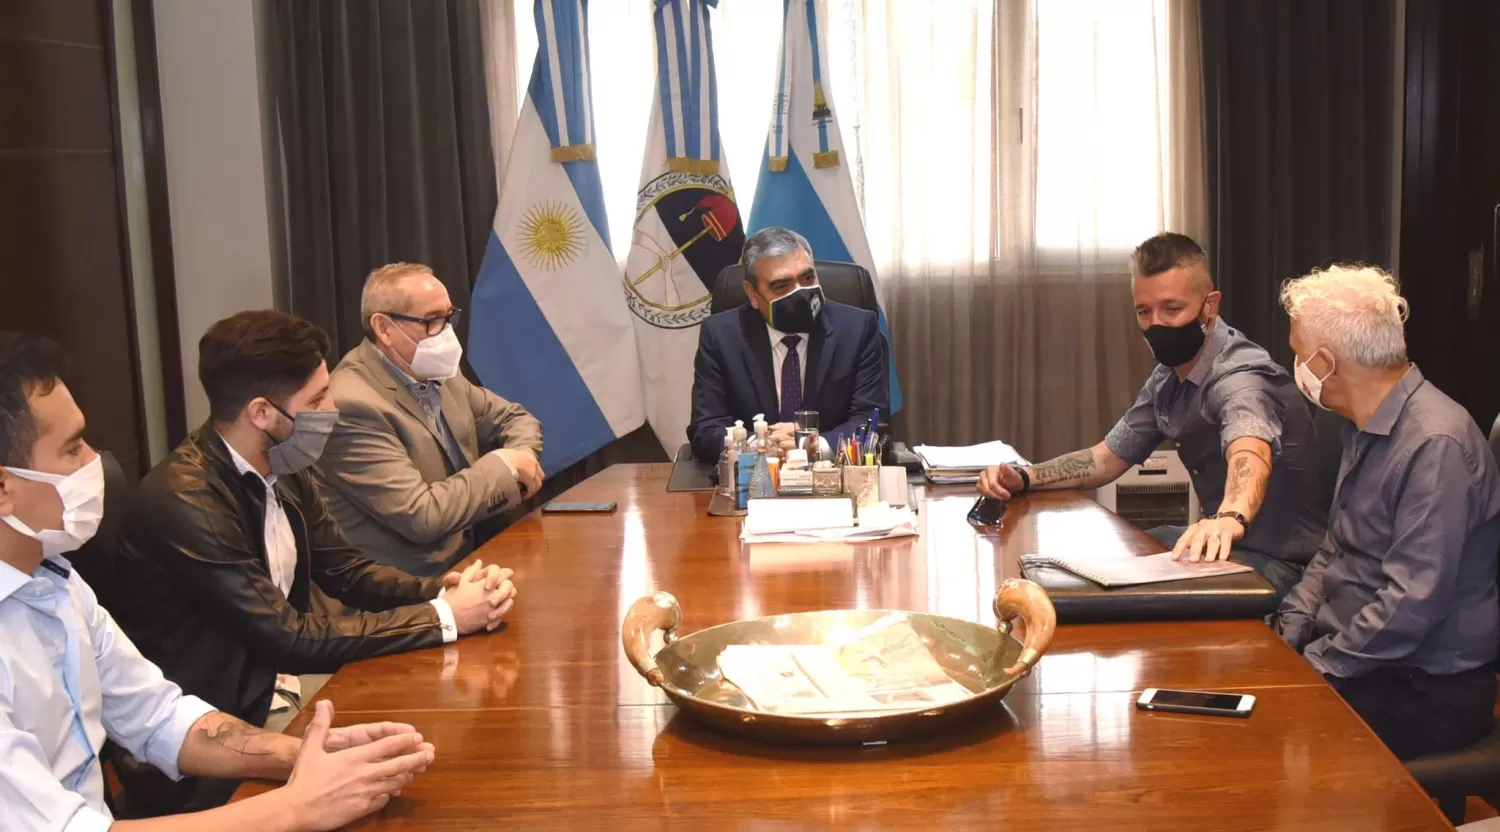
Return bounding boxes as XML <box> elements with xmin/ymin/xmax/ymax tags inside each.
<box><xmin>314</xmin><ymin>340</ymin><xmax>544</xmax><ymax>576</ymax></box>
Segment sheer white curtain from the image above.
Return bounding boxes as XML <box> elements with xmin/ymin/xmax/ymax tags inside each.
<box><xmin>498</xmin><ymin>0</ymin><xmax>1207</xmax><ymax>460</ymax></box>
<box><xmin>855</xmin><ymin>0</ymin><xmax>1205</xmax><ymax>459</ymax></box>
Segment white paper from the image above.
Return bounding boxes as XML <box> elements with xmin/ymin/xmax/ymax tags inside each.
<box><xmin>741</xmin><ymin>505</ymin><xmax>917</xmax><ymax>544</ymax></box>
<box><xmin>1028</xmin><ymin>551</ymin><xmax>1253</xmax><ymax>587</ymax></box>
<box><xmin>743</xmin><ymin>497</ymin><xmax>856</xmax><ymax>535</ymax></box>
<box><xmin>716</xmin><ymin>615</ymin><xmax>973</xmax><ymax>716</ymax></box>
<box><xmin>914</xmin><ymin>440</ymin><xmax>1030</xmax><ymax>471</ymax></box>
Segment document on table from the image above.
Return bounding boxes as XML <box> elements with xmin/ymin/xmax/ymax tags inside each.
<box><xmin>913</xmin><ymin>440</ymin><xmax>1030</xmax><ymax>471</ymax></box>
<box><xmin>740</xmin><ymin>503</ymin><xmax>917</xmax><ymax>544</ymax></box>
<box><xmin>1019</xmin><ymin>551</ymin><xmax>1252</xmax><ymax>587</ymax></box>
<box><xmin>743</xmin><ymin>497</ymin><xmax>856</xmax><ymax>535</ymax></box>
<box><xmin>716</xmin><ymin>614</ymin><xmax>973</xmax><ymax>716</ymax></box>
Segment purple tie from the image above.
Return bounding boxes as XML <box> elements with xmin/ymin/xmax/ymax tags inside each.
<box><xmin>780</xmin><ymin>335</ymin><xmax>803</xmax><ymax>422</ymax></box>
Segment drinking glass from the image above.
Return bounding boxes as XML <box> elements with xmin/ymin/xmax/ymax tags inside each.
<box><xmin>794</xmin><ymin>411</ymin><xmax>820</xmax><ymax>461</ymax></box>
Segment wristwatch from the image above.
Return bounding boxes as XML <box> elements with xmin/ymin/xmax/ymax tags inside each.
<box><xmin>1015</xmin><ymin>467</ymin><xmax>1031</xmax><ymax>495</ymax></box>
<box><xmin>1214</xmin><ymin>510</ymin><xmax>1248</xmax><ymax>527</ymax></box>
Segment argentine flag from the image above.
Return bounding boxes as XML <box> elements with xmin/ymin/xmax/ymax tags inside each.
<box><xmin>469</xmin><ymin>0</ymin><xmax>645</xmax><ymax>473</ymax></box>
<box><xmin>748</xmin><ymin>0</ymin><xmax>903</xmax><ymax>413</ymax></box>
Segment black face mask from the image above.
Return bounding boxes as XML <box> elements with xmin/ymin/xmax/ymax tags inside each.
<box><xmin>764</xmin><ymin>284</ymin><xmax>825</xmax><ymax>334</ymax></box>
<box><xmin>1141</xmin><ymin>306</ymin><xmax>1209</xmax><ymax>367</ymax></box>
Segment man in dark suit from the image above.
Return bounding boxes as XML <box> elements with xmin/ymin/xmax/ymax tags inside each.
<box><xmin>688</xmin><ymin>227</ymin><xmax>889</xmax><ymax>461</ymax></box>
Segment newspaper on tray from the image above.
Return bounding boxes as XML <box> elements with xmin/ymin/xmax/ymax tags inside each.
<box><xmin>716</xmin><ymin>613</ymin><xmax>973</xmax><ymax>716</ymax></box>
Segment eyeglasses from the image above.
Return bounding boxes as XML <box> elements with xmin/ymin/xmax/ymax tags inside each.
<box><xmin>383</xmin><ymin>308</ymin><xmax>462</xmax><ymax>337</ymax></box>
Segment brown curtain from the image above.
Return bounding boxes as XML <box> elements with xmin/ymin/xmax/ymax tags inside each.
<box><xmin>268</xmin><ymin>0</ymin><xmax>497</xmax><ymax>355</ymax></box>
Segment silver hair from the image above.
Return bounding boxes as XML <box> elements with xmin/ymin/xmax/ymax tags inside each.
<box><xmin>1280</xmin><ymin>264</ymin><xmax>1409</xmax><ymax>369</ymax></box>
<box><xmin>360</xmin><ymin>262</ymin><xmax>435</xmax><ymax>338</ymax></box>
<box><xmin>741</xmin><ymin>227</ymin><xmax>813</xmax><ymax>288</ymax></box>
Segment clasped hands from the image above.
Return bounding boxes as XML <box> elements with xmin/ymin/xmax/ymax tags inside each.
<box><xmin>441</xmin><ymin>558</ymin><xmax>517</xmax><ymax>634</ymax></box>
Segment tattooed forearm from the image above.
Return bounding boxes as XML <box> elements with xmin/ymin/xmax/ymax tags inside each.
<box><xmin>178</xmin><ymin>712</ymin><xmax>300</xmax><ymax>780</ymax></box>
<box><xmin>1027</xmin><ymin>449</ymin><xmax>1098</xmax><ymax>488</ymax></box>
<box><xmin>199</xmin><ymin>713</ymin><xmax>277</xmax><ymax>756</ymax></box>
<box><xmin>1222</xmin><ymin>447</ymin><xmax>1270</xmax><ymax>516</ymax></box>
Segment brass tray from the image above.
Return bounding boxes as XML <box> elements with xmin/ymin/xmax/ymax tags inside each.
<box><xmin>622</xmin><ymin>579</ymin><xmax>1055</xmax><ymax>744</ymax></box>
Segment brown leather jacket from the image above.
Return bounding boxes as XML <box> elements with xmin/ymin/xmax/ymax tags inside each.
<box><xmin>112</xmin><ymin>426</ymin><xmax>445</xmax><ymax>727</ymax></box>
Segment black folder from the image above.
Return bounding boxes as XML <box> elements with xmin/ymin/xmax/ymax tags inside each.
<box><xmin>1020</xmin><ymin>557</ymin><xmax>1278</xmax><ymax>624</ymax></box>
<box><xmin>668</xmin><ymin>443</ymin><xmax>717</xmax><ymax>493</ymax></box>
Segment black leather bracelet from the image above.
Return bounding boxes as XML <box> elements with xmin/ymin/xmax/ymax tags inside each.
<box><xmin>1215</xmin><ymin>510</ymin><xmax>1248</xmax><ymax>527</ymax></box>
<box><xmin>1016</xmin><ymin>467</ymin><xmax>1031</xmax><ymax>495</ymax></box>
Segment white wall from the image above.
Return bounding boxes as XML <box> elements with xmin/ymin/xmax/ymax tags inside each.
<box><xmin>152</xmin><ymin>0</ymin><xmax>278</xmax><ymax>425</ymax></box>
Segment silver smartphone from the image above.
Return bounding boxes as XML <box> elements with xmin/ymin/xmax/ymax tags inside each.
<box><xmin>1136</xmin><ymin>687</ymin><xmax>1255</xmax><ymax>718</ymax></box>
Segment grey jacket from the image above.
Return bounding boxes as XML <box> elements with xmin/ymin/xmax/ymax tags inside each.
<box><xmin>314</xmin><ymin>340</ymin><xmax>544</xmax><ymax>576</ymax></box>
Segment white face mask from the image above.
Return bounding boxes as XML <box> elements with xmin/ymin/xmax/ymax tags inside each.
<box><xmin>399</xmin><ymin>324</ymin><xmax>462</xmax><ymax>381</ymax></box>
<box><xmin>1</xmin><ymin>455</ymin><xmax>105</xmax><ymax>557</ymax></box>
<box><xmin>1294</xmin><ymin>350</ymin><xmax>1335</xmax><ymax>411</ymax></box>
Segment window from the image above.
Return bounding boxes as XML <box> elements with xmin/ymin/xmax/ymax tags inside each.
<box><xmin>509</xmin><ymin>0</ymin><xmax>1186</xmax><ymax>271</ymax></box>
<box><xmin>1035</xmin><ymin>0</ymin><xmax>1166</xmax><ymax>250</ymax></box>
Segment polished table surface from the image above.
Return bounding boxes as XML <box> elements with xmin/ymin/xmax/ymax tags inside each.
<box><xmin>234</xmin><ymin>464</ymin><xmax>1450</xmax><ymax>830</ymax></box>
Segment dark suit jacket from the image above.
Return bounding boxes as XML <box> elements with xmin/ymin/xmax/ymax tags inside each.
<box><xmin>688</xmin><ymin>301</ymin><xmax>889</xmax><ymax>461</ymax></box>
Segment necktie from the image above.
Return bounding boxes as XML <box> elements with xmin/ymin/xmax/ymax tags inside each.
<box><xmin>412</xmin><ymin>383</ymin><xmax>469</xmax><ymax>472</ymax></box>
<box><xmin>780</xmin><ymin>335</ymin><xmax>803</xmax><ymax>422</ymax></box>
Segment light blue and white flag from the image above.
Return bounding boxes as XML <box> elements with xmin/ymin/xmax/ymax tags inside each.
<box><xmin>469</xmin><ymin>0</ymin><xmax>644</xmax><ymax>473</ymax></box>
<box><xmin>748</xmin><ymin>0</ymin><xmax>903</xmax><ymax>413</ymax></box>
<box><xmin>623</xmin><ymin>0</ymin><xmax>745</xmax><ymax>455</ymax></box>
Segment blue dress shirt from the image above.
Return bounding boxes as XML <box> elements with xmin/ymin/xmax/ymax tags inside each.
<box><xmin>0</xmin><ymin>555</ymin><xmax>216</xmax><ymax>831</ymax></box>
<box><xmin>1104</xmin><ymin>319</ymin><xmax>1328</xmax><ymax>563</ymax></box>
<box><xmin>1275</xmin><ymin>366</ymin><xmax>1500</xmax><ymax>678</ymax></box>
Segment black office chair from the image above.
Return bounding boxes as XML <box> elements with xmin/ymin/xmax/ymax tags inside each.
<box><xmin>709</xmin><ymin>260</ymin><xmax>880</xmax><ymax>315</ymax></box>
<box><xmin>70</xmin><ymin>451</ymin><xmax>131</xmax><ymax>610</ymax></box>
<box><xmin>1310</xmin><ymin>405</ymin><xmax>1350</xmax><ymax>512</ymax></box>
<box><xmin>1402</xmin><ymin>411</ymin><xmax>1500</xmax><ymax>823</ymax></box>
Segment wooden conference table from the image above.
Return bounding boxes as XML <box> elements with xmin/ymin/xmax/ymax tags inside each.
<box><xmin>234</xmin><ymin>463</ymin><xmax>1450</xmax><ymax>830</ymax></box>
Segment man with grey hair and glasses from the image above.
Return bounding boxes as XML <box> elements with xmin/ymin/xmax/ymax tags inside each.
<box><xmin>314</xmin><ymin>262</ymin><xmax>544</xmax><ymax>577</ymax></box>
<box><xmin>687</xmin><ymin>227</ymin><xmax>889</xmax><ymax>462</ymax></box>
<box><xmin>1275</xmin><ymin>264</ymin><xmax>1500</xmax><ymax>760</ymax></box>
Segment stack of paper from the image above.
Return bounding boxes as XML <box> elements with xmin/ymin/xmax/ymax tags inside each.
<box><xmin>913</xmin><ymin>441</ymin><xmax>1030</xmax><ymax>484</ymax></box>
<box><xmin>741</xmin><ymin>502</ymin><xmax>918</xmax><ymax>544</ymax></box>
<box><xmin>716</xmin><ymin>615</ymin><xmax>972</xmax><ymax>716</ymax></box>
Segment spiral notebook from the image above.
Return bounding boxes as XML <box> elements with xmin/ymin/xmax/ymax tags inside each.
<box><xmin>1019</xmin><ymin>552</ymin><xmax>1252</xmax><ymax>588</ymax></box>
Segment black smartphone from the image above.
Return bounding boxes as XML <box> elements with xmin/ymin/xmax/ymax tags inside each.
<box><xmin>966</xmin><ymin>496</ymin><xmax>1007</xmax><ymax>527</ymax></box>
<box><xmin>542</xmin><ymin>501</ymin><xmax>618</xmax><ymax>514</ymax></box>
<box><xmin>1136</xmin><ymin>688</ymin><xmax>1255</xmax><ymax>718</ymax></box>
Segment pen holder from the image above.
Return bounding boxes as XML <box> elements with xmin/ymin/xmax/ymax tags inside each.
<box><xmin>841</xmin><ymin>465</ymin><xmax>880</xmax><ymax>510</ymax></box>
<box><xmin>810</xmin><ymin>466</ymin><xmax>843</xmax><ymax>497</ymax></box>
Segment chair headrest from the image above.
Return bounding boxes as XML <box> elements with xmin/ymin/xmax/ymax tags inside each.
<box><xmin>710</xmin><ymin>260</ymin><xmax>879</xmax><ymax>315</ymax></box>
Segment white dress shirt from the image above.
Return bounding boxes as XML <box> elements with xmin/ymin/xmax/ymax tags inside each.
<box><xmin>767</xmin><ymin>323</ymin><xmax>809</xmax><ymax>409</ymax></box>
<box><xmin>0</xmin><ymin>555</ymin><xmax>217</xmax><ymax>831</ymax></box>
<box><xmin>764</xmin><ymin>324</ymin><xmax>833</xmax><ymax>457</ymax></box>
<box><xmin>221</xmin><ymin>440</ymin><xmax>458</xmax><ymax>663</ymax></box>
